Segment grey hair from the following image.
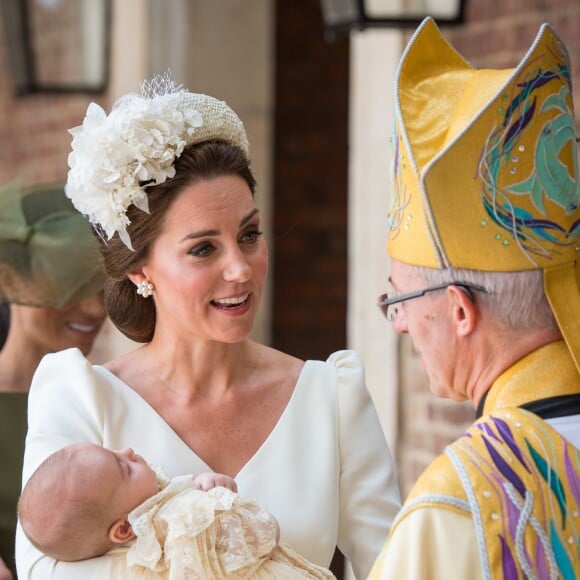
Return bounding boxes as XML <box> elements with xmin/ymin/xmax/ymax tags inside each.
<box><xmin>411</xmin><ymin>265</ymin><xmax>558</xmax><ymax>333</ymax></box>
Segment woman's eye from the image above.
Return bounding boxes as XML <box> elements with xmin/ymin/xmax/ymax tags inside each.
<box><xmin>189</xmin><ymin>242</ymin><xmax>215</xmax><ymax>258</ymax></box>
<box><xmin>240</xmin><ymin>229</ymin><xmax>263</xmax><ymax>244</ymax></box>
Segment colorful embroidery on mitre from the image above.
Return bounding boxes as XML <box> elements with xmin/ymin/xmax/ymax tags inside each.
<box><xmin>448</xmin><ymin>409</ymin><xmax>580</xmax><ymax>579</ymax></box>
<box><xmin>478</xmin><ymin>42</ymin><xmax>580</xmax><ymax>266</ymax></box>
<box><xmin>387</xmin><ymin>124</ymin><xmax>412</xmax><ymax>240</ymax></box>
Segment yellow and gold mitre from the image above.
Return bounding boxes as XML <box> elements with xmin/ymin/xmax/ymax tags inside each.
<box><xmin>388</xmin><ymin>17</ymin><xmax>580</xmax><ymax>372</ymax></box>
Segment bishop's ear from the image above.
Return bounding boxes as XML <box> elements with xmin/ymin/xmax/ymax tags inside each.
<box><xmin>447</xmin><ymin>285</ymin><xmax>478</xmax><ymax>337</ymax></box>
<box><xmin>109</xmin><ymin>518</ymin><xmax>136</xmax><ymax>544</ymax></box>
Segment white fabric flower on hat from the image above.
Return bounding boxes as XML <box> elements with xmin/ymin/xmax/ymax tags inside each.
<box><xmin>65</xmin><ymin>75</ymin><xmax>249</xmax><ymax>250</ymax></box>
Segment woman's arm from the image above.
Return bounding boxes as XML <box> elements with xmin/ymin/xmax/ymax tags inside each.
<box><xmin>20</xmin><ymin>349</ymin><xmax>105</xmax><ymax>484</ymax></box>
<box><xmin>16</xmin><ymin>349</ymin><xmax>121</xmax><ymax>579</ymax></box>
<box><xmin>330</xmin><ymin>350</ymin><xmax>401</xmax><ymax>580</ymax></box>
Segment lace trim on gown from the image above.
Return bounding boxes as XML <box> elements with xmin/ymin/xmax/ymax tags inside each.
<box><xmin>126</xmin><ymin>473</ymin><xmax>335</xmax><ymax>579</ymax></box>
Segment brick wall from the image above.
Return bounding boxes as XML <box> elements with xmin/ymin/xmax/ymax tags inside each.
<box><xmin>0</xmin><ymin>16</ymin><xmax>110</xmax><ymax>187</ymax></box>
<box><xmin>273</xmin><ymin>2</ymin><xmax>349</xmax><ymax>576</ymax></box>
<box><xmin>397</xmin><ymin>0</ymin><xmax>580</xmax><ymax>497</ymax></box>
<box><xmin>272</xmin><ymin>0</ymin><xmax>349</xmax><ymax>362</ymax></box>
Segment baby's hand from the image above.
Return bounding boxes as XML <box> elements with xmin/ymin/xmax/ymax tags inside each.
<box><xmin>194</xmin><ymin>472</ymin><xmax>238</xmax><ymax>492</ymax></box>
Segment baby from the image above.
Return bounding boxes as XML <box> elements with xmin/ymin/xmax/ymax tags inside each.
<box><xmin>18</xmin><ymin>443</ymin><xmax>335</xmax><ymax>579</ymax></box>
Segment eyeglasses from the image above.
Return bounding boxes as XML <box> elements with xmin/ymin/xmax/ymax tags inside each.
<box><xmin>377</xmin><ymin>282</ymin><xmax>489</xmax><ymax>321</ymax></box>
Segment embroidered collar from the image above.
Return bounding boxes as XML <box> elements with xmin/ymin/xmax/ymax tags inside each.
<box><xmin>479</xmin><ymin>340</ymin><xmax>580</xmax><ymax>417</ymax></box>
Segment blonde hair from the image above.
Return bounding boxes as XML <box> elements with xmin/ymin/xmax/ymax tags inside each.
<box><xmin>18</xmin><ymin>445</ymin><xmax>117</xmax><ymax>562</ymax></box>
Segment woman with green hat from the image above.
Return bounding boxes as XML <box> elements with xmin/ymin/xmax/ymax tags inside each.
<box><xmin>0</xmin><ymin>181</ymin><xmax>105</xmax><ymax>579</ymax></box>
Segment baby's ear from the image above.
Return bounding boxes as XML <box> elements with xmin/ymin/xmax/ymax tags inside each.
<box><xmin>109</xmin><ymin>518</ymin><xmax>136</xmax><ymax>544</ymax></box>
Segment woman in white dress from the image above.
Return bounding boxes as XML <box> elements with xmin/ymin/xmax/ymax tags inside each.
<box><xmin>16</xmin><ymin>77</ymin><xmax>400</xmax><ymax>580</ymax></box>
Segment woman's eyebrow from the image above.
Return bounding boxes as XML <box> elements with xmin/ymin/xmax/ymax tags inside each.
<box><xmin>180</xmin><ymin>209</ymin><xmax>260</xmax><ymax>242</ymax></box>
<box><xmin>240</xmin><ymin>208</ymin><xmax>259</xmax><ymax>227</ymax></box>
<box><xmin>181</xmin><ymin>229</ymin><xmax>219</xmax><ymax>242</ymax></box>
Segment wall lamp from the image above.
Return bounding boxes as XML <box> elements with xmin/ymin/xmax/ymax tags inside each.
<box><xmin>321</xmin><ymin>0</ymin><xmax>466</xmax><ymax>41</ymax></box>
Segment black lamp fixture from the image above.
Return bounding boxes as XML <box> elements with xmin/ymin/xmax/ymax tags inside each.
<box><xmin>0</xmin><ymin>0</ymin><xmax>111</xmax><ymax>95</ymax></box>
<box><xmin>321</xmin><ymin>0</ymin><xmax>466</xmax><ymax>41</ymax></box>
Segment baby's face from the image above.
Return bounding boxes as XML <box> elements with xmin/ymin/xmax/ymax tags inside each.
<box><xmin>79</xmin><ymin>444</ymin><xmax>159</xmax><ymax>517</ymax></box>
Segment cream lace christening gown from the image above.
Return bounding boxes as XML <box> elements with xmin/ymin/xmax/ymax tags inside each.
<box><xmin>126</xmin><ymin>475</ymin><xmax>335</xmax><ymax>579</ymax></box>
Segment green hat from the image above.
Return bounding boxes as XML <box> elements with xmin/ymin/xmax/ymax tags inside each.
<box><xmin>0</xmin><ymin>181</ymin><xmax>105</xmax><ymax>307</ymax></box>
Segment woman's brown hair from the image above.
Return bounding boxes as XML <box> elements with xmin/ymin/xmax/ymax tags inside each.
<box><xmin>97</xmin><ymin>140</ymin><xmax>256</xmax><ymax>342</ymax></box>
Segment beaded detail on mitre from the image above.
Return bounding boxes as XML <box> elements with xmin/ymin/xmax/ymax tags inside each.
<box><xmin>387</xmin><ymin>18</ymin><xmax>579</xmax><ymax>273</ymax></box>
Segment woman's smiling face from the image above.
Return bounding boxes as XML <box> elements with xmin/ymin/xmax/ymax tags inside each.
<box><xmin>137</xmin><ymin>175</ymin><xmax>268</xmax><ymax>344</ymax></box>
<box><xmin>10</xmin><ymin>293</ymin><xmax>106</xmax><ymax>356</ymax></box>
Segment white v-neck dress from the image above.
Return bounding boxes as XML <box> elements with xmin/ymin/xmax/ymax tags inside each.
<box><xmin>15</xmin><ymin>348</ymin><xmax>400</xmax><ymax>579</ymax></box>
